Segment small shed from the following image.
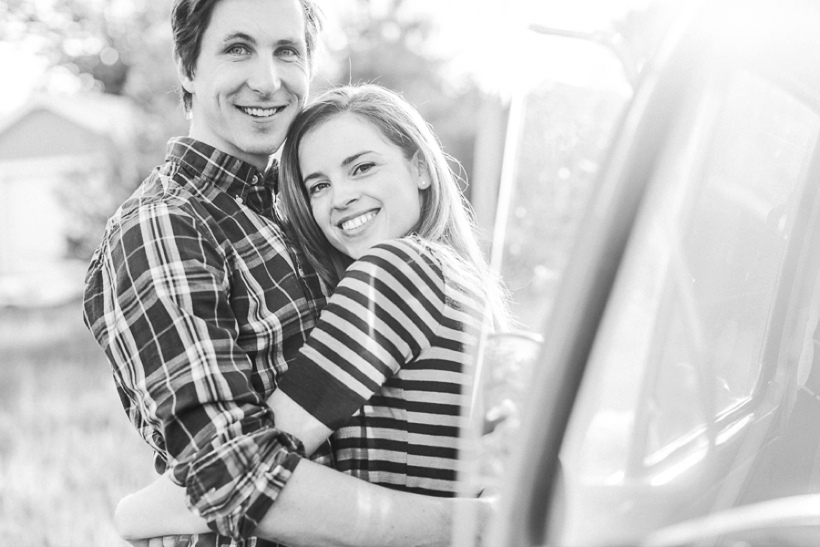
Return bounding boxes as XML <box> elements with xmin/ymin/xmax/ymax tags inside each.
<box><xmin>0</xmin><ymin>92</ymin><xmax>136</xmax><ymax>306</ymax></box>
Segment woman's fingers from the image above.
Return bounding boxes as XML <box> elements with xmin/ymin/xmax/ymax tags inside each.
<box><xmin>144</xmin><ymin>536</ymin><xmax>176</xmax><ymax>547</ymax></box>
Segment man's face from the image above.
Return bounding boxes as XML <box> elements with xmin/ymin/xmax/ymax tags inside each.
<box><xmin>180</xmin><ymin>0</ymin><xmax>309</xmax><ymax>170</ymax></box>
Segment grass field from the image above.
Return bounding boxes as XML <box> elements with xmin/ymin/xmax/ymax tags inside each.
<box><xmin>0</xmin><ymin>300</ymin><xmax>535</xmax><ymax>545</ymax></box>
<box><xmin>0</xmin><ymin>301</ymin><xmax>156</xmax><ymax>546</ymax></box>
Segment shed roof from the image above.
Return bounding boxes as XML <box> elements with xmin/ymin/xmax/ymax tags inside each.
<box><xmin>0</xmin><ymin>92</ymin><xmax>136</xmax><ymax>161</ymax></box>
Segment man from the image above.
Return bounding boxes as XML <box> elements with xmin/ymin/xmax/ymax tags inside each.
<box><xmin>83</xmin><ymin>0</ymin><xmax>484</xmax><ymax>545</ymax></box>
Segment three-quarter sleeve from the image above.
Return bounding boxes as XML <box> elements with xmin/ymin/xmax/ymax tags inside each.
<box><xmin>278</xmin><ymin>239</ymin><xmax>445</xmax><ymax>430</ymax></box>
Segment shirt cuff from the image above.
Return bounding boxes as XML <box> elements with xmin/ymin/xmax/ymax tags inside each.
<box><xmin>184</xmin><ymin>425</ymin><xmax>305</xmax><ymax>540</ymax></box>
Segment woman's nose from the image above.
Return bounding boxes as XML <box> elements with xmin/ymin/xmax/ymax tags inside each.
<box><xmin>331</xmin><ymin>182</ymin><xmax>360</xmax><ymax>209</ymax></box>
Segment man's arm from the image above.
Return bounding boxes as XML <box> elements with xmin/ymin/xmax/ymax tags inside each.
<box><xmin>83</xmin><ymin>202</ymin><xmax>304</xmax><ymax>539</ymax></box>
<box><xmin>115</xmin><ymin>459</ymin><xmax>490</xmax><ymax>547</ymax></box>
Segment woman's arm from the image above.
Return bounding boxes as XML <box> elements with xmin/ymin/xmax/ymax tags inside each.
<box><xmin>117</xmin><ymin>241</ymin><xmax>451</xmax><ymax>541</ymax></box>
<box><xmin>277</xmin><ymin>240</ymin><xmax>444</xmax><ymax>431</ymax></box>
<box><xmin>269</xmin><ymin>240</ymin><xmax>445</xmax><ymax>453</ymax></box>
<box><xmin>266</xmin><ymin>389</ymin><xmax>332</xmax><ymax>456</ymax></box>
<box><xmin>253</xmin><ymin>458</ymin><xmax>492</xmax><ymax>547</ymax></box>
<box><xmin>115</xmin><ymin>460</ymin><xmax>492</xmax><ymax>547</ymax></box>
<box><xmin>114</xmin><ymin>472</ymin><xmax>209</xmax><ymax>540</ymax></box>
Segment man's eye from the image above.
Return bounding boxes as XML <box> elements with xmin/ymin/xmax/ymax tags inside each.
<box><xmin>227</xmin><ymin>45</ymin><xmax>250</xmax><ymax>56</ymax></box>
<box><xmin>278</xmin><ymin>47</ymin><xmax>300</xmax><ymax>59</ymax></box>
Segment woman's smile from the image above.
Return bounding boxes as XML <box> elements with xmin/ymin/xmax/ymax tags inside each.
<box><xmin>339</xmin><ymin>209</ymin><xmax>379</xmax><ymax>232</ymax></box>
<box><xmin>298</xmin><ymin>112</ymin><xmax>424</xmax><ymax>259</ymax></box>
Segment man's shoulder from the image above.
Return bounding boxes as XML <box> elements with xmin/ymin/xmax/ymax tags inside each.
<box><xmin>107</xmin><ymin>160</ymin><xmax>205</xmax><ymax>235</ymax></box>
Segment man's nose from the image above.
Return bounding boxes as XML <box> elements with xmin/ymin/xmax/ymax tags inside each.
<box><xmin>247</xmin><ymin>56</ymin><xmax>282</xmax><ymax>95</ymax></box>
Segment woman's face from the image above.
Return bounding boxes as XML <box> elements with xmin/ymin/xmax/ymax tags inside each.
<box><xmin>298</xmin><ymin>112</ymin><xmax>426</xmax><ymax>259</ymax></box>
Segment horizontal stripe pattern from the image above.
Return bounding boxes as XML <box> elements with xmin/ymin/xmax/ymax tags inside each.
<box><xmin>279</xmin><ymin>237</ymin><xmax>484</xmax><ymax>496</ymax></box>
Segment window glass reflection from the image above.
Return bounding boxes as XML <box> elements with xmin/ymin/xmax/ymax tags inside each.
<box><xmin>557</xmin><ymin>67</ymin><xmax>820</xmax><ymax>547</ymax></box>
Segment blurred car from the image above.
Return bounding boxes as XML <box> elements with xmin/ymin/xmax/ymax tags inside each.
<box><xmin>465</xmin><ymin>0</ymin><xmax>820</xmax><ymax>545</ymax></box>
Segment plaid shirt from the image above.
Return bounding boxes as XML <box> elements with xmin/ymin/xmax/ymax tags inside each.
<box><xmin>83</xmin><ymin>137</ymin><xmax>327</xmax><ymax>544</ymax></box>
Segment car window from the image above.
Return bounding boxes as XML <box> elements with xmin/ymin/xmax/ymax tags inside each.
<box><xmin>554</xmin><ymin>65</ymin><xmax>820</xmax><ymax>546</ymax></box>
<box><xmin>640</xmin><ymin>68</ymin><xmax>819</xmax><ymax>461</ymax></box>
<box><xmin>491</xmin><ymin>35</ymin><xmax>631</xmax><ymax>333</ymax></box>
<box><xmin>473</xmin><ymin>30</ymin><xmax>633</xmax><ymax>496</ymax></box>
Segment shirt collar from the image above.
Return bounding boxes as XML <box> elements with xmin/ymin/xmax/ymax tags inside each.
<box><xmin>165</xmin><ymin>137</ymin><xmax>279</xmax><ymax>196</ymax></box>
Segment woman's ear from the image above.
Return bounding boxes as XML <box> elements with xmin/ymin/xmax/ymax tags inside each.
<box><xmin>412</xmin><ymin>151</ymin><xmax>430</xmax><ymax>189</ymax></box>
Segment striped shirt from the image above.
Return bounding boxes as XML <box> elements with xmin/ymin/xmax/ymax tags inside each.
<box><xmin>82</xmin><ymin>137</ymin><xmax>327</xmax><ymax>544</ymax></box>
<box><xmin>279</xmin><ymin>237</ymin><xmax>485</xmax><ymax>496</ymax></box>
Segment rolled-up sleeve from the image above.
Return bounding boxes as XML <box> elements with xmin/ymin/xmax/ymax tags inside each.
<box><xmin>83</xmin><ymin>201</ymin><xmax>302</xmax><ymax>538</ymax></box>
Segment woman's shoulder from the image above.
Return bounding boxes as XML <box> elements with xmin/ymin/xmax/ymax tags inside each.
<box><xmin>351</xmin><ymin>237</ymin><xmax>445</xmax><ymax>281</ymax></box>
<box><xmin>359</xmin><ymin>236</ymin><xmax>436</xmax><ymax>263</ymax></box>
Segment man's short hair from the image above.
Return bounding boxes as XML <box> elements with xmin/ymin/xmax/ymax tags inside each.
<box><xmin>171</xmin><ymin>0</ymin><xmax>323</xmax><ymax>114</ymax></box>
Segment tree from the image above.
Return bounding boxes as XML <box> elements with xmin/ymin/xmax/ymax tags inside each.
<box><xmin>3</xmin><ymin>0</ymin><xmax>185</xmax><ymax>260</ymax></box>
<box><xmin>4</xmin><ymin>0</ymin><xmax>491</xmax><ymax>257</ymax></box>
<box><xmin>318</xmin><ymin>0</ymin><xmax>486</xmax><ymax>197</ymax></box>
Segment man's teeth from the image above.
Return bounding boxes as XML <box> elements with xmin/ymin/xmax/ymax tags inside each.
<box><xmin>241</xmin><ymin>106</ymin><xmax>279</xmax><ymax>117</ymax></box>
<box><xmin>341</xmin><ymin>211</ymin><xmax>378</xmax><ymax>231</ymax></box>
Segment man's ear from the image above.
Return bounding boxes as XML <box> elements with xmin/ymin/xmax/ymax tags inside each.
<box><xmin>174</xmin><ymin>53</ymin><xmax>195</xmax><ymax>94</ymax></box>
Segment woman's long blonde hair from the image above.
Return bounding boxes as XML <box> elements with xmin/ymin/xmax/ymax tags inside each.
<box><xmin>279</xmin><ymin>84</ymin><xmax>508</xmax><ymax>330</ymax></box>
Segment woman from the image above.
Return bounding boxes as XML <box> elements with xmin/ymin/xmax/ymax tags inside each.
<box><xmin>116</xmin><ymin>84</ymin><xmax>507</xmax><ymax>540</ymax></box>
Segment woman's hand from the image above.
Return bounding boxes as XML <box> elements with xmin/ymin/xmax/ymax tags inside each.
<box><xmin>125</xmin><ymin>536</ymin><xmax>192</xmax><ymax>547</ymax></box>
<box><xmin>115</xmin><ymin>473</ymin><xmax>210</xmax><ymax>541</ymax></box>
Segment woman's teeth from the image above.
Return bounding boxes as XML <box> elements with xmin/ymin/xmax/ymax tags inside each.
<box><xmin>341</xmin><ymin>211</ymin><xmax>378</xmax><ymax>231</ymax></box>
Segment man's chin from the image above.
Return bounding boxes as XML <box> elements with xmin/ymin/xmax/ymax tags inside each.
<box><xmin>240</xmin><ymin>136</ymin><xmax>287</xmax><ymax>162</ymax></box>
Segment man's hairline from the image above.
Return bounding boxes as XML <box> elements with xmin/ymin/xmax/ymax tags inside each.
<box><xmin>178</xmin><ymin>0</ymin><xmax>316</xmax><ymax>82</ymax></box>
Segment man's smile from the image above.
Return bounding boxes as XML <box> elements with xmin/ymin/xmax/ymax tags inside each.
<box><xmin>239</xmin><ymin>105</ymin><xmax>286</xmax><ymax>118</ymax></box>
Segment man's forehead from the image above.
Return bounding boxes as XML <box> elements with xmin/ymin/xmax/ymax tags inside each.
<box><xmin>207</xmin><ymin>0</ymin><xmax>307</xmax><ymax>44</ymax></box>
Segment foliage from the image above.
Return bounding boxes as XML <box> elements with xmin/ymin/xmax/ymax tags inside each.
<box><xmin>3</xmin><ymin>1</ymin><xmax>186</xmax><ymax>261</ymax></box>
<box><xmin>0</xmin><ymin>3</ymin><xmax>688</xmax><ymax>543</ymax></box>
<box><xmin>492</xmin><ymin>0</ymin><xmax>685</xmax><ymax>330</ymax></box>
<box><xmin>317</xmin><ymin>0</ymin><xmax>485</xmax><ymax>197</ymax></box>
<box><xmin>3</xmin><ymin>0</ymin><xmax>488</xmax><ymax>256</ymax></box>
<box><xmin>498</xmin><ymin>80</ymin><xmax>627</xmax><ymax>330</ymax></box>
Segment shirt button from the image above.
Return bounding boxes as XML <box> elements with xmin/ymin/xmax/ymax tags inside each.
<box><xmin>236</xmin><ymin>196</ymin><xmax>243</xmax><ymax>205</ymax></box>
<box><xmin>251</xmin><ymin>175</ymin><xmax>258</xmax><ymax>185</ymax></box>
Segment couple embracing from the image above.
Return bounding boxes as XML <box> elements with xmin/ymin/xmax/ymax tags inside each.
<box><xmin>83</xmin><ymin>0</ymin><xmax>507</xmax><ymax>545</ymax></box>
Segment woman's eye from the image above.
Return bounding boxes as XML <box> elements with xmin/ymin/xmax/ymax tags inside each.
<box><xmin>307</xmin><ymin>182</ymin><xmax>329</xmax><ymax>196</ymax></box>
<box><xmin>353</xmin><ymin>162</ymin><xmax>375</xmax><ymax>176</ymax></box>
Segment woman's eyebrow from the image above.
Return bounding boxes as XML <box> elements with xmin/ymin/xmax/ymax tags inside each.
<box><xmin>341</xmin><ymin>151</ymin><xmax>371</xmax><ymax>167</ymax></box>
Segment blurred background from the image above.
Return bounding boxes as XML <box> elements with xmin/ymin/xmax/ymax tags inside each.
<box><xmin>0</xmin><ymin>0</ymin><xmax>680</xmax><ymax>544</ymax></box>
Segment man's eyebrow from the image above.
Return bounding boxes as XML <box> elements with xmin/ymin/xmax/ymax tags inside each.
<box><xmin>302</xmin><ymin>151</ymin><xmax>373</xmax><ymax>185</ymax></box>
<box><xmin>276</xmin><ymin>37</ymin><xmax>307</xmax><ymax>49</ymax></box>
<box><xmin>221</xmin><ymin>33</ymin><xmax>306</xmax><ymax>50</ymax></box>
<box><xmin>222</xmin><ymin>32</ymin><xmax>257</xmax><ymax>45</ymax></box>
